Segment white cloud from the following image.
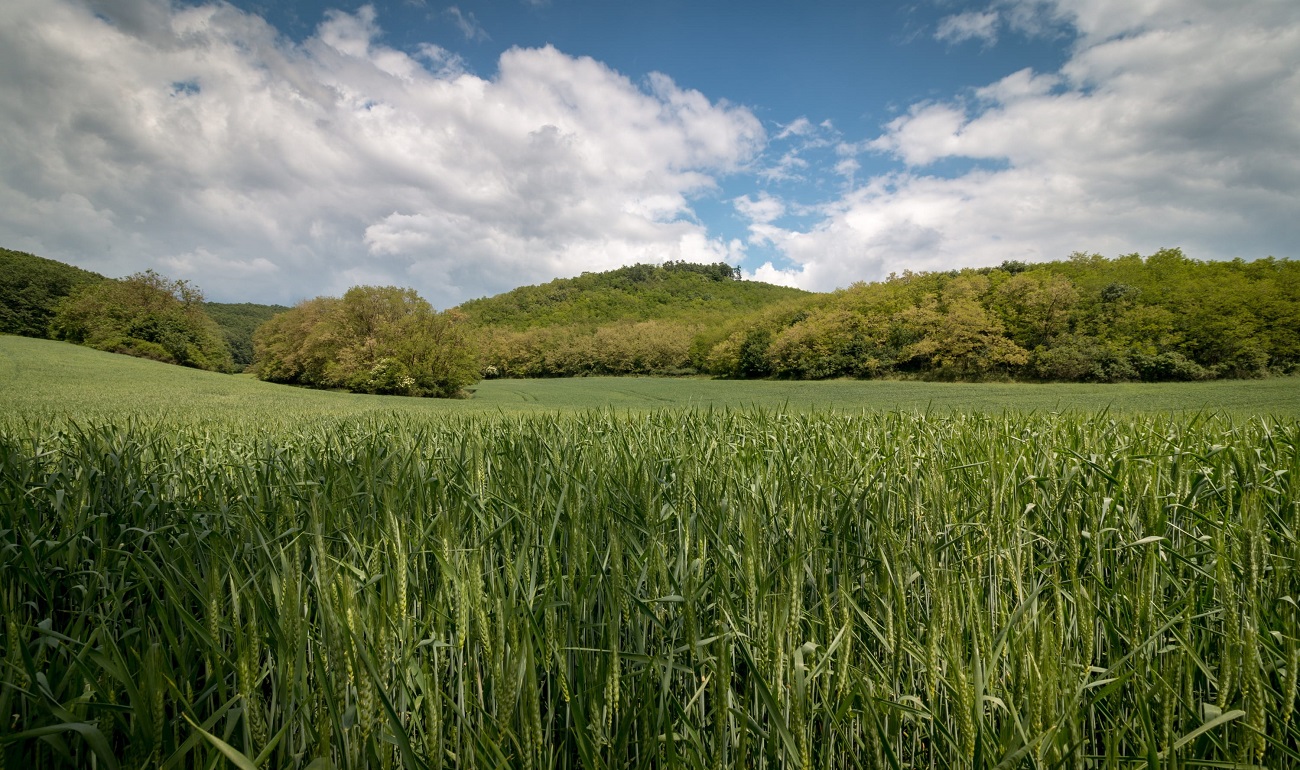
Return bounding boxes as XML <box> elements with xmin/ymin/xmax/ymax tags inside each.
<box><xmin>445</xmin><ymin>6</ymin><xmax>488</xmax><ymax>42</ymax></box>
<box><xmin>759</xmin><ymin>116</ymin><xmax>841</xmax><ymax>183</ymax></box>
<box><xmin>764</xmin><ymin>0</ymin><xmax>1300</xmax><ymax>290</ymax></box>
<box><xmin>776</xmin><ymin>117</ymin><xmax>815</xmax><ymax>140</ymax></box>
<box><xmin>0</xmin><ymin>0</ymin><xmax>763</xmax><ymax>305</ymax></box>
<box><xmin>733</xmin><ymin>193</ymin><xmax>784</xmax><ymax>224</ymax></box>
<box><xmin>935</xmin><ymin>11</ymin><xmax>1000</xmax><ymax>45</ymax></box>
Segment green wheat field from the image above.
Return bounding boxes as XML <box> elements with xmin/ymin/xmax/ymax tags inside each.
<box><xmin>2</xmin><ymin>335</ymin><xmax>1298</xmax><ymax>768</ymax></box>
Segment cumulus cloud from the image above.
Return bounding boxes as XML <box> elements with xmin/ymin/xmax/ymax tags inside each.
<box><xmin>733</xmin><ymin>193</ymin><xmax>785</xmax><ymax>226</ymax></box>
<box><xmin>0</xmin><ymin>0</ymin><xmax>763</xmax><ymax>305</ymax></box>
<box><xmin>758</xmin><ymin>0</ymin><xmax>1300</xmax><ymax>290</ymax></box>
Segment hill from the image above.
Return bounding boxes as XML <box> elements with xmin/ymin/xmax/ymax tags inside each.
<box><xmin>0</xmin><ymin>247</ymin><xmax>288</xmax><ymax>370</ymax></box>
<box><xmin>0</xmin><ymin>247</ymin><xmax>105</xmax><ymax>337</ymax></box>
<box><xmin>204</xmin><ymin>301</ymin><xmax>290</xmax><ymax>368</ymax></box>
<box><xmin>457</xmin><ymin>260</ymin><xmax>813</xmax><ymax>377</ymax></box>
<box><xmin>456</xmin><ymin>260</ymin><xmax>809</xmax><ymax>329</ymax></box>
<box><xmin>714</xmin><ymin>250</ymin><xmax>1300</xmax><ymax>382</ymax></box>
<box><xmin>9</xmin><ymin>247</ymin><xmax>1298</xmax><ymax>385</ymax></box>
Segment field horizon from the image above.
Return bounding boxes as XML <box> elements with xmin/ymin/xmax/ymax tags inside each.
<box><xmin>4</xmin><ymin>334</ymin><xmax>1300</xmax><ymax>423</ymax></box>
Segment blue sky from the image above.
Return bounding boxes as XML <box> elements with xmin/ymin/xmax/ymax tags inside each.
<box><xmin>1</xmin><ymin>0</ymin><xmax>1297</xmax><ymax>305</ymax></box>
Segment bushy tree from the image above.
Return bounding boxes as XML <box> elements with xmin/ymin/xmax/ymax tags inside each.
<box><xmin>51</xmin><ymin>270</ymin><xmax>233</xmax><ymax>371</ymax></box>
<box><xmin>767</xmin><ymin>310</ymin><xmax>892</xmax><ymax>379</ymax></box>
<box><xmin>253</xmin><ymin>286</ymin><xmax>478</xmax><ymax>398</ymax></box>
<box><xmin>897</xmin><ymin>275</ymin><xmax>1030</xmax><ymax>379</ymax></box>
<box><xmin>992</xmin><ymin>271</ymin><xmax>1079</xmax><ymax>349</ymax></box>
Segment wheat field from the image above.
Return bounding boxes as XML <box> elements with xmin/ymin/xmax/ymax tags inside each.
<box><xmin>2</xmin><ymin>407</ymin><xmax>1297</xmax><ymax>768</ymax></box>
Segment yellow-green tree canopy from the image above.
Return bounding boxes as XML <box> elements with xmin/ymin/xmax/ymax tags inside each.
<box><xmin>253</xmin><ymin>285</ymin><xmax>479</xmax><ymax>398</ymax></box>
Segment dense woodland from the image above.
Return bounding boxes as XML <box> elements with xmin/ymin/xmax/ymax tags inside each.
<box><xmin>468</xmin><ymin>251</ymin><xmax>1300</xmax><ymax>382</ymax></box>
<box><xmin>4</xmin><ymin>247</ymin><xmax>1298</xmax><ymax>389</ymax></box>
<box><xmin>768</xmin><ymin>250</ymin><xmax>1300</xmax><ymax>381</ymax></box>
<box><xmin>0</xmin><ymin>248</ymin><xmax>104</xmax><ymax>338</ymax></box>
<box><xmin>462</xmin><ymin>261</ymin><xmax>807</xmax><ymax>377</ymax></box>
<box><xmin>49</xmin><ymin>269</ymin><xmax>235</xmax><ymax>372</ymax></box>
<box><xmin>0</xmin><ymin>249</ymin><xmax>275</xmax><ymax>370</ymax></box>
<box><xmin>206</xmin><ymin>302</ymin><xmax>290</xmax><ymax>367</ymax></box>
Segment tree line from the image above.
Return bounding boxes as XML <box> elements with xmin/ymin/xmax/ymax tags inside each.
<box><xmin>474</xmin><ymin>250</ymin><xmax>1300</xmax><ymax>382</ymax></box>
<box><xmin>6</xmin><ymin>246</ymin><xmax>1297</xmax><ymax>390</ymax></box>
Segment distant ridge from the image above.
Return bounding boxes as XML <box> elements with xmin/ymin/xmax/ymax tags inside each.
<box><xmin>455</xmin><ymin>261</ymin><xmax>812</xmax><ymax>377</ymax></box>
<box><xmin>455</xmin><ymin>260</ymin><xmax>809</xmax><ymax>330</ymax></box>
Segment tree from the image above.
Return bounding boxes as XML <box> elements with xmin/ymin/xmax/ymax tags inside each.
<box><xmin>51</xmin><ymin>270</ymin><xmax>233</xmax><ymax>372</ymax></box>
<box><xmin>898</xmin><ymin>275</ymin><xmax>1029</xmax><ymax>378</ymax></box>
<box><xmin>992</xmin><ymin>272</ymin><xmax>1079</xmax><ymax>349</ymax></box>
<box><xmin>767</xmin><ymin>310</ymin><xmax>891</xmax><ymax>379</ymax></box>
<box><xmin>253</xmin><ymin>286</ymin><xmax>479</xmax><ymax>398</ymax></box>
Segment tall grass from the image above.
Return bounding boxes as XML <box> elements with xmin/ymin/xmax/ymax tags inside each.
<box><xmin>1</xmin><ymin>409</ymin><xmax>1297</xmax><ymax>768</ymax></box>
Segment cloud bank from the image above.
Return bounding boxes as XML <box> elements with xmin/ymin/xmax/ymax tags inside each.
<box><xmin>0</xmin><ymin>0</ymin><xmax>761</xmax><ymax>304</ymax></box>
<box><xmin>748</xmin><ymin>0</ymin><xmax>1300</xmax><ymax>290</ymax></box>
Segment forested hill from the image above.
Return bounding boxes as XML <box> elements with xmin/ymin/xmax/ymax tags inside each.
<box><xmin>204</xmin><ymin>302</ymin><xmax>290</xmax><ymax>368</ymax></box>
<box><xmin>0</xmin><ymin>247</ymin><xmax>104</xmax><ymax>337</ymax></box>
<box><xmin>1</xmin><ymin>248</ymin><xmax>287</xmax><ymax>370</ymax></box>
<box><xmin>8</xmin><ymin>247</ymin><xmax>1298</xmax><ymax>384</ymax></box>
<box><xmin>696</xmin><ymin>250</ymin><xmax>1300</xmax><ymax>382</ymax></box>
<box><xmin>455</xmin><ymin>260</ymin><xmax>809</xmax><ymax>329</ymax></box>
<box><xmin>468</xmin><ymin>250</ymin><xmax>1300</xmax><ymax>381</ymax></box>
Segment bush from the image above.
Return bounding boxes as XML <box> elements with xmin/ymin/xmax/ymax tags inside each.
<box><xmin>1031</xmin><ymin>336</ymin><xmax>1137</xmax><ymax>382</ymax></box>
<box><xmin>1131</xmin><ymin>351</ymin><xmax>1210</xmax><ymax>382</ymax></box>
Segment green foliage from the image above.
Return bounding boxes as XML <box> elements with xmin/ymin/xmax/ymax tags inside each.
<box><xmin>458</xmin><ymin>261</ymin><xmax>807</xmax><ymax>331</ymax></box>
<box><xmin>2</xmin><ymin>407</ymin><xmax>1298</xmax><ymax>767</ymax></box>
<box><xmin>253</xmin><ymin>286</ymin><xmax>479</xmax><ymax>398</ymax></box>
<box><xmin>11</xmin><ymin>247</ymin><xmax>1299</xmax><ymax>386</ymax></box>
<box><xmin>203</xmin><ymin>302</ymin><xmax>290</xmax><ymax>369</ymax></box>
<box><xmin>691</xmin><ymin>249</ymin><xmax>1300</xmax><ymax>383</ymax></box>
<box><xmin>0</xmin><ymin>247</ymin><xmax>104</xmax><ymax>337</ymax></box>
<box><xmin>462</xmin><ymin>262</ymin><xmax>808</xmax><ymax>378</ymax></box>
<box><xmin>50</xmin><ymin>270</ymin><xmax>233</xmax><ymax>372</ymax></box>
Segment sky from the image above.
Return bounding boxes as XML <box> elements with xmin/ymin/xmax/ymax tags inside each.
<box><xmin>1</xmin><ymin>0</ymin><xmax>1298</xmax><ymax>306</ymax></box>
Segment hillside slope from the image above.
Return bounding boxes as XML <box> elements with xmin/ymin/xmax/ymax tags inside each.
<box><xmin>456</xmin><ymin>261</ymin><xmax>809</xmax><ymax>329</ymax></box>
<box><xmin>1</xmin><ymin>246</ymin><xmax>290</xmax><ymax>370</ymax></box>
<box><xmin>205</xmin><ymin>301</ymin><xmax>290</xmax><ymax>368</ymax></box>
<box><xmin>457</xmin><ymin>261</ymin><xmax>815</xmax><ymax>377</ymax></box>
<box><xmin>0</xmin><ymin>247</ymin><xmax>105</xmax><ymax>337</ymax></box>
